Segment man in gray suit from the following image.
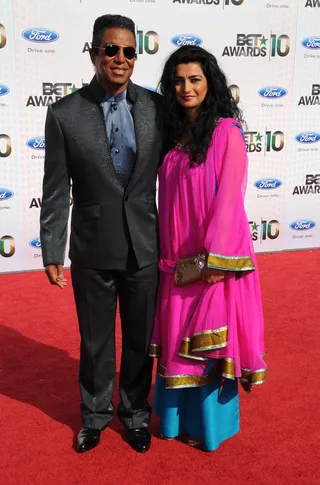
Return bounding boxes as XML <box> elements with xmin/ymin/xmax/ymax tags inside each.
<box><xmin>40</xmin><ymin>14</ymin><xmax>162</xmax><ymax>453</ymax></box>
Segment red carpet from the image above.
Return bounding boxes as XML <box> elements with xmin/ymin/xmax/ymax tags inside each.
<box><xmin>1</xmin><ymin>251</ymin><xmax>319</xmax><ymax>485</ymax></box>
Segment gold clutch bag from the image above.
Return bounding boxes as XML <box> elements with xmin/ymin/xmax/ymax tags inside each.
<box><xmin>174</xmin><ymin>253</ymin><xmax>207</xmax><ymax>287</ymax></box>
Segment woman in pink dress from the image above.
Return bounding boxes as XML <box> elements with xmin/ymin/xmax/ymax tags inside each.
<box><xmin>149</xmin><ymin>46</ymin><xmax>266</xmax><ymax>451</ymax></box>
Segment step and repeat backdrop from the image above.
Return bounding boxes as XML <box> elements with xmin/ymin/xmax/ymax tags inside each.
<box><xmin>0</xmin><ymin>0</ymin><xmax>320</xmax><ymax>272</ymax></box>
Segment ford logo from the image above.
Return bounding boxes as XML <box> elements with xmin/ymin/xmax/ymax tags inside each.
<box><xmin>0</xmin><ymin>188</ymin><xmax>14</xmax><ymax>201</ymax></box>
<box><xmin>258</xmin><ymin>87</ymin><xmax>287</xmax><ymax>99</ymax></box>
<box><xmin>21</xmin><ymin>28</ymin><xmax>59</xmax><ymax>43</ymax></box>
<box><xmin>29</xmin><ymin>237</ymin><xmax>41</xmax><ymax>249</ymax></box>
<box><xmin>0</xmin><ymin>83</ymin><xmax>10</xmax><ymax>97</ymax></box>
<box><xmin>171</xmin><ymin>34</ymin><xmax>203</xmax><ymax>47</ymax></box>
<box><xmin>254</xmin><ymin>178</ymin><xmax>283</xmax><ymax>190</ymax></box>
<box><xmin>290</xmin><ymin>220</ymin><xmax>316</xmax><ymax>231</ymax></box>
<box><xmin>301</xmin><ymin>37</ymin><xmax>320</xmax><ymax>49</ymax></box>
<box><xmin>295</xmin><ymin>132</ymin><xmax>320</xmax><ymax>143</ymax></box>
<box><xmin>26</xmin><ymin>137</ymin><xmax>45</xmax><ymax>150</ymax></box>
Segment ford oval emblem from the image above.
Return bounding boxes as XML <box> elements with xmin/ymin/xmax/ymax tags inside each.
<box><xmin>295</xmin><ymin>132</ymin><xmax>320</xmax><ymax>143</ymax></box>
<box><xmin>29</xmin><ymin>237</ymin><xmax>42</xmax><ymax>248</ymax></box>
<box><xmin>301</xmin><ymin>36</ymin><xmax>320</xmax><ymax>49</ymax></box>
<box><xmin>171</xmin><ymin>34</ymin><xmax>203</xmax><ymax>47</ymax></box>
<box><xmin>258</xmin><ymin>87</ymin><xmax>287</xmax><ymax>99</ymax></box>
<box><xmin>21</xmin><ymin>28</ymin><xmax>59</xmax><ymax>43</ymax></box>
<box><xmin>290</xmin><ymin>220</ymin><xmax>316</xmax><ymax>231</ymax></box>
<box><xmin>26</xmin><ymin>137</ymin><xmax>45</xmax><ymax>150</ymax></box>
<box><xmin>0</xmin><ymin>188</ymin><xmax>14</xmax><ymax>201</ymax></box>
<box><xmin>254</xmin><ymin>178</ymin><xmax>283</xmax><ymax>190</ymax></box>
<box><xmin>0</xmin><ymin>83</ymin><xmax>10</xmax><ymax>97</ymax></box>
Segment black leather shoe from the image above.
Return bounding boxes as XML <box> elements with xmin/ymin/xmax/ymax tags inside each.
<box><xmin>76</xmin><ymin>427</ymin><xmax>101</xmax><ymax>453</ymax></box>
<box><xmin>127</xmin><ymin>428</ymin><xmax>151</xmax><ymax>453</ymax></box>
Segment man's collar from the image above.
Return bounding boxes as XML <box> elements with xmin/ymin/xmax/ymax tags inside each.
<box><xmin>104</xmin><ymin>89</ymin><xmax>127</xmax><ymax>103</ymax></box>
<box><xmin>88</xmin><ymin>76</ymin><xmax>137</xmax><ymax>104</ymax></box>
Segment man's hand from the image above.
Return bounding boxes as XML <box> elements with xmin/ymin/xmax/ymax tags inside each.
<box><xmin>45</xmin><ymin>264</ymin><xmax>67</xmax><ymax>289</ymax></box>
<box><xmin>201</xmin><ymin>267</ymin><xmax>225</xmax><ymax>284</ymax></box>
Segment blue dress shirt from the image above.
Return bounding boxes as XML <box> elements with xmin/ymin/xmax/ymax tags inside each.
<box><xmin>101</xmin><ymin>89</ymin><xmax>137</xmax><ymax>188</ymax></box>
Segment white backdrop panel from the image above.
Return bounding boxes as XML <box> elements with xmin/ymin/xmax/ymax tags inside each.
<box><xmin>0</xmin><ymin>0</ymin><xmax>319</xmax><ymax>272</ymax></box>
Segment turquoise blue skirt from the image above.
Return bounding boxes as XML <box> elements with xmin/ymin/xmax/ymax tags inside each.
<box><xmin>153</xmin><ymin>373</ymin><xmax>240</xmax><ymax>451</ymax></box>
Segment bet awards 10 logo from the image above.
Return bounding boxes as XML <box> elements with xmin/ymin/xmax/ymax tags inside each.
<box><xmin>249</xmin><ymin>219</ymin><xmax>280</xmax><ymax>243</ymax></box>
<box><xmin>0</xmin><ymin>235</ymin><xmax>15</xmax><ymax>258</ymax></box>
<box><xmin>0</xmin><ymin>134</ymin><xmax>12</xmax><ymax>157</ymax></box>
<box><xmin>136</xmin><ymin>29</ymin><xmax>159</xmax><ymax>55</ymax></box>
<box><xmin>82</xmin><ymin>29</ymin><xmax>159</xmax><ymax>55</ymax></box>
<box><xmin>244</xmin><ymin>130</ymin><xmax>284</xmax><ymax>154</ymax></box>
<box><xmin>298</xmin><ymin>84</ymin><xmax>320</xmax><ymax>106</ymax></box>
<box><xmin>172</xmin><ymin>0</ymin><xmax>244</xmax><ymax>7</ymax></box>
<box><xmin>172</xmin><ymin>0</ymin><xmax>244</xmax><ymax>5</ymax></box>
<box><xmin>305</xmin><ymin>0</ymin><xmax>320</xmax><ymax>6</ymax></box>
<box><xmin>293</xmin><ymin>174</ymin><xmax>320</xmax><ymax>195</ymax></box>
<box><xmin>222</xmin><ymin>33</ymin><xmax>290</xmax><ymax>58</ymax></box>
<box><xmin>0</xmin><ymin>24</ymin><xmax>6</xmax><ymax>49</ymax></box>
<box><xmin>26</xmin><ymin>82</ymin><xmax>84</xmax><ymax>107</ymax></box>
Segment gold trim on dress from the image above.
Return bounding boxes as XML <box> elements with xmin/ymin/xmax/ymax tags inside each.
<box><xmin>148</xmin><ymin>343</ymin><xmax>162</xmax><ymax>358</ymax></box>
<box><xmin>221</xmin><ymin>358</ymin><xmax>235</xmax><ymax>379</ymax></box>
<box><xmin>221</xmin><ymin>358</ymin><xmax>267</xmax><ymax>386</ymax></box>
<box><xmin>157</xmin><ymin>361</ymin><xmax>220</xmax><ymax>389</ymax></box>
<box><xmin>192</xmin><ymin>327</ymin><xmax>228</xmax><ymax>351</ymax></box>
<box><xmin>207</xmin><ymin>253</ymin><xmax>255</xmax><ymax>272</ymax></box>
<box><xmin>178</xmin><ymin>326</ymin><xmax>228</xmax><ymax>359</ymax></box>
<box><xmin>178</xmin><ymin>339</ymin><xmax>208</xmax><ymax>361</ymax></box>
<box><xmin>241</xmin><ymin>368</ymin><xmax>267</xmax><ymax>386</ymax></box>
<box><xmin>157</xmin><ymin>362</ymin><xmax>166</xmax><ymax>377</ymax></box>
<box><xmin>157</xmin><ymin>357</ymin><xmax>266</xmax><ymax>389</ymax></box>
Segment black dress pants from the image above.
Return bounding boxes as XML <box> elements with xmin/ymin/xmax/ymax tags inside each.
<box><xmin>71</xmin><ymin>257</ymin><xmax>158</xmax><ymax>430</ymax></box>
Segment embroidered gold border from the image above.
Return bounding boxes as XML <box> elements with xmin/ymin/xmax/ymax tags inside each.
<box><xmin>221</xmin><ymin>358</ymin><xmax>235</xmax><ymax>379</ymax></box>
<box><xmin>157</xmin><ymin>357</ymin><xmax>266</xmax><ymax>389</ymax></box>
<box><xmin>221</xmin><ymin>358</ymin><xmax>267</xmax><ymax>386</ymax></box>
<box><xmin>157</xmin><ymin>361</ymin><xmax>220</xmax><ymax>390</ymax></box>
<box><xmin>241</xmin><ymin>368</ymin><xmax>267</xmax><ymax>385</ymax></box>
<box><xmin>148</xmin><ymin>343</ymin><xmax>161</xmax><ymax>358</ymax></box>
<box><xmin>207</xmin><ymin>253</ymin><xmax>255</xmax><ymax>272</ymax></box>
<box><xmin>157</xmin><ymin>363</ymin><xmax>166</xmax><ymax>377</ymax></box>
<box><xmin>178</xmin><ymin>326</ymin><xmax>228</xmax><ymax>360</ymax></box>
<box><xmin>192</xmin><ymin>327</ymin><xmax>228</xmax><ymax>351</ymax></box>
<box><xmin>178</xmin><ymin>339</ymin><xmax>208</xmax><ymax>361</ymax></box>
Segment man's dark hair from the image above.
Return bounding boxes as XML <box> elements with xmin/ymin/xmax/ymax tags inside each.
<box><xmin>91</xmin><ymin>14</ymin><xmax>136</xmax><ymax>47</ymax></box>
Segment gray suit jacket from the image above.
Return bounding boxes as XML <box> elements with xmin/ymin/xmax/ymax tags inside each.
<box><xmin>40</xmin><ymin>77</ymin><xmax>163</xmax><ymax>270</ymax></box>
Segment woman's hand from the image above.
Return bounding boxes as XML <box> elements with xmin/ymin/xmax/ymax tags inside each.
<box><xmin>200</xmin><ymin>267</ymin><xmax>225</xmax><ymax>284</ymax></box>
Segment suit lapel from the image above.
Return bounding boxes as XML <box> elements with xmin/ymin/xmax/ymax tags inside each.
<box><xmin>87</xmin><ymin>78</ymin><xmax>156</xmax><ymax>194</ymax></box>
<box><xmin>126</xmin><ymin>83</ymin><xmax>153</xmax><ymax>194</ymax></box>
<box><xmin>87</xmin><ymin>77</ymin><xmax>124</xmax><ymax>193</ymax></box>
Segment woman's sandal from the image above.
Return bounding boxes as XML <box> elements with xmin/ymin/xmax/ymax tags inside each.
<box><xmin>184</xmin><ymin>436</ymin><xmax>202</xmax><ymax>447</ymax></box>
<box><xmin>160</xmin><ymin>434</ymin><xmax>174</xmax><ymax>440</ymax></box>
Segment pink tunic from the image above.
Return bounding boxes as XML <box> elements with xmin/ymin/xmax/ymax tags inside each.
<box><xmin>149</xmin><ymin>118</ymin><xmax>266</xmax><ymax>390</ymax></box>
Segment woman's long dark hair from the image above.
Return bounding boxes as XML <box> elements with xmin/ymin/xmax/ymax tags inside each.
<box><xmin>159</xmin><ymin>45</ymin><xmax>245</xmax><ymax>165</ymax></box>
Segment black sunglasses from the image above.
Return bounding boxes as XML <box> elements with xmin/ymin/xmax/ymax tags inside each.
<box><xmin>93</xmin><ymin>44</ymin><xmax>137</xmax><ymax>60</ymax></box>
